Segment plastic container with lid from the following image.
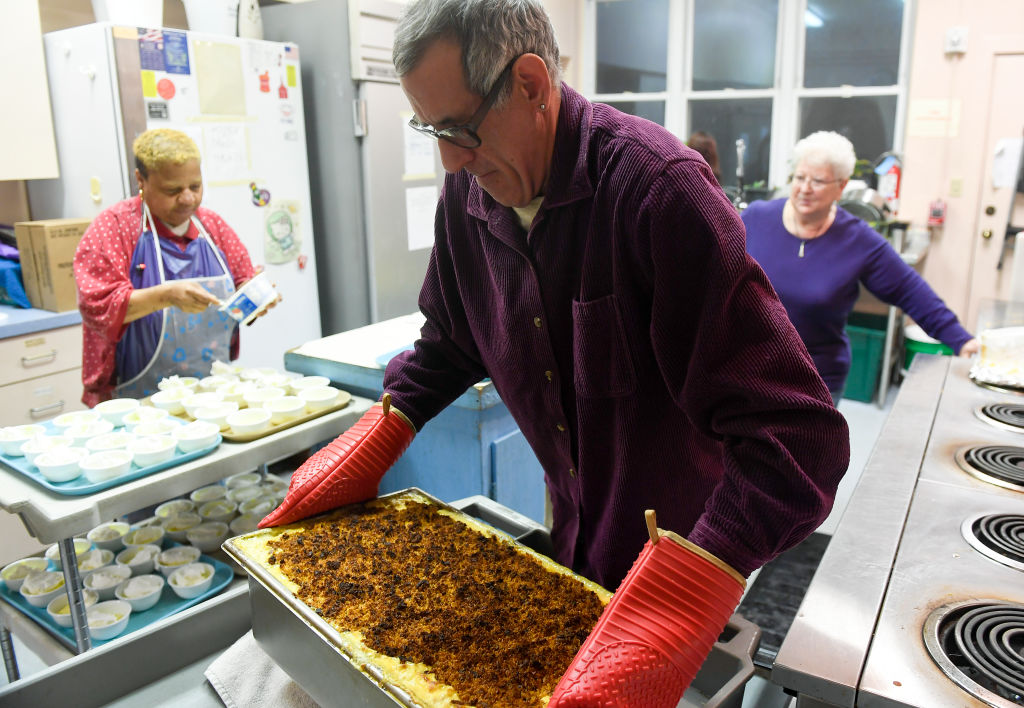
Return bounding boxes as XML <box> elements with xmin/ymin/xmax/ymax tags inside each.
<box><xmin>220</xmin><ymin>271</ymin><xmax>278</xmax><ymax>325</ymax></box>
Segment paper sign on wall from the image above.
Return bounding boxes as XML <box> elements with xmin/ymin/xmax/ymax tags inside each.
<box><xmin>405</xmin><ymin>185</ymin><xmax>437</xmax><ymax>251</ymax></box>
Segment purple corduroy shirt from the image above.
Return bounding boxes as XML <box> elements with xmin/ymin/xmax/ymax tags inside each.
<box><xmin>743</xmin><ymin>198</ymin><xmax>973</xmax><ymax>393</ymax></box>
<box><xmin>383</xmin><ymin>84</ymin><xmax>850</xmax><ymax>590</ymax></box>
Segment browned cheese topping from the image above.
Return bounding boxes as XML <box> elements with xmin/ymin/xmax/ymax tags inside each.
<box><xmin>264</xmin><ymin>500</ymin><xmax>605</xmax><ymax>707</ymax></box>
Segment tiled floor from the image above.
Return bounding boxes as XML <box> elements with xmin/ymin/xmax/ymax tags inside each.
<box><xmin>1</xmin><ymin>388</ymin><xmax>898</xmax><ymax>706</ymax></box>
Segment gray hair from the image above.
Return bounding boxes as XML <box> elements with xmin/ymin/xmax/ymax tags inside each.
<box><xmin>392</xmin><ymin>0</ymin><xmax>561</xmax><ymax>108</ymax></box>
<box><xmin>791</xmin><ymin>131</ymin><xmax>857</xmax><ymax>180</ymax></box>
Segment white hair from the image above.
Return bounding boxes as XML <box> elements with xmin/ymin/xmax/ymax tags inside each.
<box><xmin>791</xmin><ymin>131</ymin><xmax>856</xmax><ymax>179</ymax></box>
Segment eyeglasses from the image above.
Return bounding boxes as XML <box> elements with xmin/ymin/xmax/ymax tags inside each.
<box><xmin>407</xmin><ymin>57</ymin><xmax>519</xmax><ymax>149</ymax></box>
<box><xmin>790</xmin><ymin>174</ymin><xmax>842</xmax><ymax>190</ymax></box>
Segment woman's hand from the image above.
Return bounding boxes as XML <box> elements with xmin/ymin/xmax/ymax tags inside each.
<box><xmin>959</xmin><ymin>338</ymin><xmax>980</xmax><ymax>357</ymax></box>
<box><xmin>162</xmin><ymin>281</ymin><xmax>222</xmax><ymax>313</ymax></box>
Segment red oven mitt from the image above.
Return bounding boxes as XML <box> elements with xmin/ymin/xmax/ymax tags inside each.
<box><xmin>258</xmin><ymin>394</ymin><xmax>415</xmax><ymax>528</ymax></box>
<box><xmin>548</xmin><ymin>512</ymin><xmax>746</xmax><ymax>708</ymax></box>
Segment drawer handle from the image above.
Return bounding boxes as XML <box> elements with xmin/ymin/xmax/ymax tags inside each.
<box><xmin>21</xmin><ymin>350</ymin><xmax>58</xmax><ymax>367</ymax></box>
<box><xmin>30</xmin><ymin>400</ymin><xmax>65</xmax><ymax>417</ymax></box>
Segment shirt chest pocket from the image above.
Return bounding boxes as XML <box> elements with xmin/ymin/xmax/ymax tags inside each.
<box><xmin>572</xmin><ymin>294</ymin><xmax>637</xmax><ymax>398</ymax></box>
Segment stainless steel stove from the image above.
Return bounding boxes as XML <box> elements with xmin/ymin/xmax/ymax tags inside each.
<box><xmin>772</xmin><ymin>355</ymin><xmax>1024</xmax><ymax>708</ymax></box>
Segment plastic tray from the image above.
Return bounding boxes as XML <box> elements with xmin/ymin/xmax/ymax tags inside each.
<box><xmin>0</xmin><ymin>553</ymin><xmax>233</xmax><ymax>651</ymax></box>
<box><xmin>0</xmin><ymin>418</ymin><xmax>221</xmax><ymax>496</ymax></box>
<box><xmin>164</xmin><ymin>391</ymin><xmax>352</xmax><ymax>443</ymax></box>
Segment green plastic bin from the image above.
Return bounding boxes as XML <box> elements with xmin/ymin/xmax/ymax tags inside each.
<box><xmin>903</xmin><ymin>323</ymin><xmax>953</xmax><ymax>368</ymax></box>
<box><xmin>845</xmin><ymin>324</ymin><xmax>886</xmax><ymax>402</ymax></box>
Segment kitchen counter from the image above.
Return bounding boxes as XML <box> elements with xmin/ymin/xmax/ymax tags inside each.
<box><xmin>0</xmin><ymin>304</ymin><xmax>81</xmax><ymax>340</ymax></box>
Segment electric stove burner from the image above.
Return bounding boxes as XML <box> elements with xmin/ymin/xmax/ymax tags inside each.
<box><xmin>955</xmin><ymin>446</ymin><xmax>1024</xmax><ymax>492</ymax></box>
<box><xmin>962</xmin><ymin>513</ymin><xmax>1024</xmax><ymax>571</ymax></box>
<box><xmin>976</xmin><ymin>403</ymin><xmax>1024</xmax><ymax>433</ymax></box>
<box><xmin>924</xmin><ymin>601</ymin><xmax>1024</xmax><ymax>707</ymax></box>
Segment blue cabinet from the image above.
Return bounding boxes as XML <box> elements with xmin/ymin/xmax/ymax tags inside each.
<box><xmin>284</xmin><ymin>315</ymin><xmax>547</xmax><ymax>524</ymax></box>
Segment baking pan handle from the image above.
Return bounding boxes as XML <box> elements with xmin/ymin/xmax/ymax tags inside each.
<box><xmin>703</xmin><ymin>613</ymin><xmax>761</xmax><ymax>708</ymax></box>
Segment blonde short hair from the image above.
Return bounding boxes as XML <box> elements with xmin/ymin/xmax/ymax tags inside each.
<box><xmin>791</xmin><ymin>131</ymin><xmax>856</xmax><ymax>180</ymax></box>
<box><xmin>133</xmin><ymin>129</ymin><xmax>201</xmax><ymax>178</ymax></box>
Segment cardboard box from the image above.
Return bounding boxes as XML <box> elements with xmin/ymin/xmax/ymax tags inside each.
<box><xmin>13</xmin><ymin>219</ymin><xmax>91</xmax><ymax>312</ymax></box>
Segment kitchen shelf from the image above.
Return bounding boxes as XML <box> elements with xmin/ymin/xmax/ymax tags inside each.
<box><xmin>0</xmin><ymin>396</ymin><xmax>371</xmax><ymax>545</ymax></box>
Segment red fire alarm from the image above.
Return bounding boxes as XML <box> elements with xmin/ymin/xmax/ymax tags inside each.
<box><xmin>928</xmin><ymin>199</ymin><xmax>946</xmax><ymax>226</ymax></box>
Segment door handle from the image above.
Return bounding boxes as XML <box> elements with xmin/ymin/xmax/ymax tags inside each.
<box><xmin>30</xmin><ymin>400</ymin><xmax>65</xmax><ymax>417</ymax></box>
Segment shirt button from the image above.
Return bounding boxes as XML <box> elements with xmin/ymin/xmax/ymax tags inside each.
<box><xmin>568</xmin><ymin>467</ymin><xmax>576</xmax><ymax>478</ymax></box>
<box><xmin>556</xmin><ymin>423</ymin><xmax>566</xmax><ymax>432</ymax></box>
<box><xmin>533</xmin><ymin>316</ymin><xmax>542</xmax><ymax>328</ymax></box>
<box><xmin>544</xmin><ymin>370</ymin><xmax>553</xmax><ymax>382</ymax></box>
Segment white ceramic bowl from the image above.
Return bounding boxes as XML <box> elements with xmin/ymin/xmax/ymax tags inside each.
<box><xmin>45</xmin><ymin>538</ymin><xmax>92</xmax><ymax>570</ymax></box>
<box><xmin>229</xmin><ymin>512</ymin><xmax>263</xmax><ymax>535</ymax></box>
<box><xmin>81</xmin><ymin>450</ymin><xmax>134</xmax><ymax>483</ymax></box>
<box><xmin>167</xmin><ymin>562</ymin><xmax>216</xmax><ymax>599</ymax></box>
<box><xmin>115</xmin><ymin>573</ymin><xmax>165</xmax><ymax>612</ymax></box>
<box><xmin>114</xmin><ymin>544</ymin><xmax>161</xmax><ymax>577</ymax></box>
<box><xmin>46</xmin><ymin>588</ymin><xmax>99</xmax><ymax>627</ymax></box>
<box><xmin>218</xmin><ymin>381</ymin><xmax>259</xmax><ymax>406</ymax></box>
<box><xmin>85</xmin><ymin>431</ymin><xmax>136</xmax><ymax>453</ymax></box>
<box><xmin>260</xmin><ymin>373</ymin><xmax>293</xmax><ymax>390</ymax></box>
<box><xmin>210</xmin><ymin>360</ymin><xmax>242</xmax><ymax>377</ymax></box>
<box><xmin>242</xmin><ymin>387</ymin><xmax>285</xmax><ymax>409</ymax></box>
<box><xmin>121</xmin><ymin>406</ymin><xmax>170</xmax><ymax>431</ymax></box>
<box><xmin>224</xmin><ymin>471</ymin><xmax>262</xmax><ymax>490</ymax></box>
<box><xmin>186</xmin><ymin>522</ymin><xmax>230</xmax><ymax>553</ymax></box>
<box><xmin>35</xmin><ymin>447</ymin><xmax>90</xmax><ymax>483</ymax></box>
<box><xmin>156</xmin><ymin>375</ymin><xmax>199</xmax><ymax>392</ymax></box>
<box><xmin>126</xmin><ymin>435</ymin><xmax>177</xmax><ymax>467</ymax></box>
<box><xmin>240</xmin><ymin>367</ymin><xmax>279</xmax><ymax>382</ymax></box>
<box><xmin>94</xmin><ymin>397</ymin><xmax>141</xmax><ymax>427</ymax></box>
<box><xmin>21</xmin><ymin>435</ymin><xmax>73</xmax><ymax>466</ymax></box>
<box><xmin>77</xmin><ymin>548</ymin><xmax>115</xmax><ymax>575</ymax></box>
<box><xmin>122</xmin><ymin>526</ymin><xmax>165</xmax><ymax>549</ymax></box>
<box><xmin>198</xmin><ymin>374</ymin><xmax>236</xmax><ymax>391</ymax></box>
<box><xmin>52</xmin><ymin>410</ymin><xmax>101</xmax><ymax>429</ymax></box>
<box><xmin>155</xmin><ymin>546</ymin><xmax>202</xmax><ymax>577</ymax></box>
<box><xmin>64</xmin><ymin>420</ymin><xmax>115</xmax><ymax>447</ymax></box>
<box><xmin>20</xmin><ymin>571</ymin><xmax>66</xmax><ymax>607</ymax></box>
<box><xmin>225</xmin><ymin>408</ymin><xmax>271</xmax><ymax>436</ymax></box>
<box><xmin>0</xmin><ymin>425</ymin><xmax>47</xmax><ymax>457</ymax></box>
<box><xmin>237</xmin><ymin>495</ymin><xmax>277</xmax><ymax>518</ymax></box>
<box><xmin>131</xmin><ymin>419</ymin><xmax>181</xmax><ymax>438</ymax></box>
<box><xmin>86</xmin><ymin>600</ymin><xmax>132</xmax><ymax>640</ymax></box>
<box><xmin>87</xmin><ymin>521</ymin><xmax>130</xmax><ymax>552</ymax></box>
<box><xmin>1</xmin><ymin>557</ymin><xmax>49</xmax><ymax>592</ymax></box>
<box><xmin>173</xmin><ymin>420</ymin><xmax>220</xmax><ymax>453</ymax></box>
<box><xmin>154</xmin><ymin>499</ymin><xmax>195</xmax><ymax>519</ymax></box>
<box><xmin>263</xmin><ymin>395</ymin><xmax>305</xmax><ymax>424</ymax></box>
<box><xmin>288</xmin><ymin>375</ymin><xmax>331</xmax><ymax>395</ymax></box>
<box><xmin>226</xmin><ymin>484</ymin><xmax>264</xmax><ymax>505</ymax></box>
<box><xmin>162</xmin><ymin>512</ymin><xmax>201</xmax><ymax>543</ymax></box>
<box><xmin>181</xmin><ymin>392</ymin><xmax>225</xmax><ymax>420</ymax></box>
<box><xmin>189</xmin><ymin>484</ymin><xmax>226</xmax><ymax>504</ymax></box>
<box><xmin>193</xmin><ymin>402</ymin><xmax>239</xmax><ymax>432</ymax></box>
<box><xmin>297</xmin><ymin>386</ymin><xmax>340</xmax><ymax>413</ymax></box>
<box><xmin>197</xmin><ymin>500</ymin><xmax>237</xmax><ymax>524</ymax></box>
<box><xmin>133</xmin><ymin>516</ymin><xmax>164</xmax><ymax>529</ymax></box>
<box><xmin>84</xmin><ymin>564</ymin><xmax>133</xmax><ymax>600</ymax></box>
<box><xmin>149</xmin><ymin>388</ymin><xmax>189</xmax><ymax>415</ymax></box>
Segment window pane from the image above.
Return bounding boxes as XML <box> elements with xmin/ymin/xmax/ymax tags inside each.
<box><xmin>693</xmin><ymin>0</ymin><xmax>778</xmax><ymax>90</ymax></box>
<box><xmin>804</xmin><ymin>0</ymin><xmax>904</xmax><ymax>88</ymax></box>
<box><xmin>688</xmin><ymin>98</ymin><xmax>772</xmax><ymax>189</ymax></box>
<box><xmin>596</xmin><ymin>0</ymin><xmax>668</xmax><ymax>93</ymax></box>
<box><xmin>799</xmin><ymin>95</ymin><xmax>897</xmax><ymax>165</ymax></box>
<box><xmin>605</xmin><ymin>100</ymin><xmax>666</xmax><ymax>126</ymax></box>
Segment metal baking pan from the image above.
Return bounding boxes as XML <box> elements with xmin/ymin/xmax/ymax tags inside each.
<box><xmin>224</xmin><ymin>489</ymin><xmax>761</xmax><ymax>708</ymax></box>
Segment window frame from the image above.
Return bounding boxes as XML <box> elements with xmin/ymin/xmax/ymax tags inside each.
<box><xmin>583</xmin><ymin>0</ymin><xmax>917</xmax><ymax>191</ymax></box>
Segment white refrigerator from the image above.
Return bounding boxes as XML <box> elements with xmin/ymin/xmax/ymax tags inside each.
<box><xmin>27</xmin><ymin>22</ymin><xmax>321</xmax><ymax>371</ymax></box>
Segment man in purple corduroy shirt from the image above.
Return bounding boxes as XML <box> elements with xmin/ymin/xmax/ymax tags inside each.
<box><xmin>262</xmin><ymin>1</ymin><xmax>850</xmax><ymax>704</ymax></box>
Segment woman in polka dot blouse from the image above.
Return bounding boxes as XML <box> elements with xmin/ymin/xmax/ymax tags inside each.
<box><xmin>73</xmin><ymin>128</ymin><xmax>256</xmax><ymax>406</ymax></box>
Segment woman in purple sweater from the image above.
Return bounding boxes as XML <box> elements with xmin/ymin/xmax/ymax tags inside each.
<box><xmin>743</xmin><ymin>131</ymin><xmax>978</xmax><ymax>404</ymax></box>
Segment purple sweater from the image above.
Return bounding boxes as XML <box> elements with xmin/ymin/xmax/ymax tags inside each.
<box><xmin>743</xmin><ymin>199</ymin><xmax>972</xmax><ymax>392</ymax></box>
<box><xmin>383</xmin><ymin>85</ymin><xmax>849</xmax><ymax>589</ymax></box>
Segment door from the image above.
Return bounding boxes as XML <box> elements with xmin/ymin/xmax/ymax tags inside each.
<box><xmin>967</xmin><ymin>45</ymin><xmax>1024</xmax><ymax>328</ymax></box>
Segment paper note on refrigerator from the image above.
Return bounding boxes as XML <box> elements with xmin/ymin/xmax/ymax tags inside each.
<box><xmin>406</xmin><ymin>185</ymin><xmax>438</xmax><ymax>251</ymax></box>
<box><xmin>194</xmin><ymin>41</ymin><xmax>247</xmax><ymax>116</ymax></box>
